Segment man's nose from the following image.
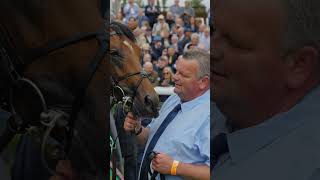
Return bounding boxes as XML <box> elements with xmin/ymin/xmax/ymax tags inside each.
<box><xmin>173</xmin><ymin>74</ymin><xmax>178</xmax><ymax>82</ymax></box>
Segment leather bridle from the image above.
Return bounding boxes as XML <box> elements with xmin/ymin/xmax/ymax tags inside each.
<box><xmin>0</xmin><ymin>21</ymin><xmax>109</xmax><ymax>175</ymax></box>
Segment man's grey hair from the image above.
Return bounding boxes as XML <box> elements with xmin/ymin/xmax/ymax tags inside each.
<box><xmin>159</xmin><ymin>56</ymin><xmax>168</xmax><ymax>61</ymax></box>
<box><xmin>182</xmin><ymin>49</ymin><xmax>210</xmax><ymax>79</ymax></box>
<box><xmin>191</xmin><ymin>33</ymin><xmax>200</xmax><ymax>40</ymax></box>
<box><xmin>282</xmin><ymin>0</ymin><xmax>320</xmax><ymax>60</ymax></box>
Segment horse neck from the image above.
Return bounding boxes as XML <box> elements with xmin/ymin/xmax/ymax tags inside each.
<box><xmin>0</xmin><ymin>0</ymin><xmax>106</xmax><ymax>105</ymax></box>
<box><xmin>0</xmin><ymin>0</ymin><xmax>102</xmax><ymax>52</ymax></box>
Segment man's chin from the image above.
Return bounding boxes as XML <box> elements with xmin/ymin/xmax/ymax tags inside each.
<box><xmin>173</xmin><ymin>87</ymin><xmax>180</xmax><ymax>94</ymax></box>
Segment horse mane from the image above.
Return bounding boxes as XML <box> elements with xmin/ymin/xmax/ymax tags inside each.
<box><xmin>110</xmin><ymin>21</ymin><xmax>136</xmax><ymax>42</ymax></box>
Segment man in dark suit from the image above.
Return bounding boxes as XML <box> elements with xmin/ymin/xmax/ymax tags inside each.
<box><xmin>144</xmin><ymin>0</ymin><xmax>160</xmax><ymax>28</ymax></box>
<box><xmin>178</xmin><ymin>27</ymin><xmax>192</xmax><ymax>54</ymax></box>
<box><xmin>167</xmin><ymin>46</ymin><xmax>178</xmax><ymax>72</ymax></box>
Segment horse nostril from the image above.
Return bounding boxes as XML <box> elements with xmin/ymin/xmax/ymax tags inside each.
<box><xmin>145</xmin><ymin>95</ymin><xmax>159</xmax><ymax>117</ymax></box>
<box><xmin>145</xmin><ymin>95</ymin><xmax>153</xmax><ymax>106</ymax></box>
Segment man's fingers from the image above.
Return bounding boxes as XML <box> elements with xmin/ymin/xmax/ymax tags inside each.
<box><xmin>127</xmin><ymin>112</ymin><xmax>134</xmax><ymax>118</ymax></box>
<box><xmin>153</xmin><ymin>157</ymin><xmax>160</xmax><ymax>164</ymax></box>
<box><xmin>55</xmin><ymin>160</ymin><xmax>74</xmax><ymax>179</ymax></box>
<box><xmin>49</xmin><ymin>175</ymin><xmax>69</xmax><ymax>180</ymax></box>
<box><xmin>56</xmin><ymin>160</ymin><xmax>71</xmax><ymax>171</ymax></box>
<box><xmin>124</xmin><ymin>112</ymin><xmax>139</xmax><ymax>132</ymax></box>
<box><xmin>124</xmin><ymin>121</ymin><xmax>137</xmax><ymax>132</ymax></box>
<box><xmin>126</xmin><ymin>120</ymin><xmax>136</xmax><ymax>126</ymax></box>
<box><xmin>125</xmin><ymin>121</ymin><xmax>136</xmax><ymax>128</ymax></box>
<box><xmin>152</xmin><ymin>164</ymin><xmax>157</xmax><ymax>171</ymax></box>
<box><xmin>152</xmin><ymin>160</ymin><xmax>159</xmax><ymax>169</ymax></box>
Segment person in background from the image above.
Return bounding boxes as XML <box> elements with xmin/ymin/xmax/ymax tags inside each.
<box><xmin>167</xmin><ymin>46</ymin><xmax>179</xmax><ymax>70</ymax></box>
<box><xmin>198</xmin><ymin>24</ymin><xmax>206</xmax><ymax>40</ymax></box>
<box><xmin>199</xmin><ymin>27</ymin><xmax>210</xmax><ymax>52</ymax></box>
<box><xmin>123</xmin><ymin>0</ymin><xmax>140</xmax><ymax>23</ymax></box>
<box><xmin>183</xmin><ymin>0</ymin><xmax>195</xmax><ymax>17</ymax></box>
<box><xmin>144</xmin><ymin>0</ymin><xmax>160</xmax><ymax>28</ymax></box>
<box><xmin>115</xmin><ymin>11</ymin><xmax>125</xmax><ymax>23</ymax></box>
<box><xmin>170</xmin><ymin>34</ymin><xmax>180</xmax><ymax>55</ymax></box>
<box><xmin>160</xmin><ymin>29</ymin><xmax>171</xmax><ymax>48</ymax></box>
<box><xmin>184</xmin><ymin>33</ymin><xmax>200</xmax><ymax>52</ymax></box>
<box><xmin>151</xmin><ymin>35</ymin><xmax>164</xmax><ymax>61</ymax></box>
<box><xmin>137</xmin><ymin>8</ymin><xmax>149</xmax><ymax>28</ymax></box>
<box><xmin>142</xmin><ymin>53</ymin><xmax>152</xmax><ymax>64</ymax></box>
<box><xmin>144</xmin><ymin>27</ymin><xmax>153</xmax><ymax>45</ymax></box>
<box><xmin>189</xmin><ymin>16</ymin><xmax>198</xmax><ymax>33</ymax></box>
<box><xmin>141</xmin><ymin>43</ymin><xmax>151</xmax><ymax>61</ymax></box>
<box><xmin>169</xmin><ymin>0</ymin><xmax>184</xmax><ymax>19</ymax></box>
<box><xmin>155</xmin><ymin>56</ymin><xmax>169</xmax><ymax>80</ymax></box>
<box><xmin>161</xmin><ymin>48</ymin><xmax>168</xmax><ymax>57</ymax></box>
<box><xmin>136</xmin><ymin>25</ymin><xmax>148</xmax><ymax>48</ymax></box>
<box><xmin>177</xmin><ymin>26</ymin><xmax>185</xmax><ymax>43</ymax></box>
<box><xmin>178</xmin><ymin>27</ymin><xmax>192</xmax><ymax>54</ymax></box>
<box><xmin>127</xmin><ymin>16</ymin><xmax>138</xmax><ymax>31</ymax></box>
<box><xmin>165</xmin><ymin>11</ymin><xmax>175</xmax><ymax>29</ymax></box>
<box><xmin>143</xmin><ymin>62</ymin><xmax>159</xmax><ymax>87</ymax></box>
<box><xmin>159</xmin><ymin>66</ymin><xmax>175</xmax><ymax>87</ymax></box>
<box><xmin>152</xmin><ymin>14</ymin><xmax>170</xmax><ymax>37</ymax></box>
<box><xmin>175</xmin><ymin>17</ymin><xmax>185</xmax><ymax>29</ymax></box>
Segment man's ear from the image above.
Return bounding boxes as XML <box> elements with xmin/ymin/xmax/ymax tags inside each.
<box><xmin>284</xmin><ymin>46</ymin><xmax>319</xmax><ymax>89</ymax></box>
<box><xmin>199</xmin><ymin>75</ymin><xmax>210</xmax><ymax>90</ymax></box>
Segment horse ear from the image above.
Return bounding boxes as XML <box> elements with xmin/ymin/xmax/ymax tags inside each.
<box><xmin>100</xmin><ymin>0</ymin><xmax>108</xmax><ymax>18</ymax></box>
<box><xmin>10</xmin><ymin>78</ymin><xmax>47</xmax><ymax>127</ymax></box>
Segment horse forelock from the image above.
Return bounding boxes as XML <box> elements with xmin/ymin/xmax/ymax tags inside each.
<box><xmin>110</xmin><ymin>21</ymin><xmax>136</xmax><ymax>42</ymax></box>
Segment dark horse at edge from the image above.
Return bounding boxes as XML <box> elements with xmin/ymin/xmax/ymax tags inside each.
<box><xmin>0</xmin><ymin>0</ymin><xmax>159</xmax><ymax>179</ymax></box>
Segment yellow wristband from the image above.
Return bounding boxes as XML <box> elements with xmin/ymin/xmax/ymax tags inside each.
<box><xmin>170</xmin><ymin>160</ymin><xmax>179</xmax><ymax>176</ymax></box>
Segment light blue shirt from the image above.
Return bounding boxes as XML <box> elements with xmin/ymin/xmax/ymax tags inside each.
<box><xmin>123</xmin><ymin>3</ymin><xmax>140</xmax><ymax>19</ymax></box>
<box><xmin>169</xmin><ymin>5</ymin><xmax>184</xmax><ymax>18</ymax></box>
<box><xmin>199</xmin><ymin>35</ymin><xmax>210</xmax><ymax>52</ymax></box>
<box><xmin>139</xmin><ymin>90</ymin><xmax>210</xmax><ymax>180</ymax></box>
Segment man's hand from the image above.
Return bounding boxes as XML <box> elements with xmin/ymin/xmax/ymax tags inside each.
<box><xmin>123</xmin><ymin>112</ymin><xmax>141</xmax><ymax>133</ymax></box>
<box><xmin>151</xmin><ymin>152</ymin><xmax>174</xmax><ymax>175</ymax></box>
<box><xmin>49</xmin><ymin>160</ymin><xmax>78</xmax><ymax>180</ymax></box>
<box><xmin>152</xmin><ymin>153</ymin><xmax>210</xmax><ymax>179</ymax></box>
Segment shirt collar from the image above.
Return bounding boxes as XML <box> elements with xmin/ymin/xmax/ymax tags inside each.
<box><xmin>180</xmin><ymin>90</ymin><xmax>210</xmax><ymax>113</ymax></box>
<box><xmin>227</xmin><ymin>85</ymin><xmax>320</xmax><ymax>163</ymax></box>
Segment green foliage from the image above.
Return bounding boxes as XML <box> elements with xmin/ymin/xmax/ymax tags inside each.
<box><xmin>162</xmin><ymin>0</ymin><xmax>167</xmax><ymax>9</ymax></box>
<box><xmin>191</xmin><ymin>0</ymin><xmax>207</xmax><ymax>18</ymax></box>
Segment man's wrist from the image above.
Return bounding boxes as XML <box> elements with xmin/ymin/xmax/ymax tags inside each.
<box><xmin>135</xmin><ymin>126</ymin><xmax>143</xmax><ymax>135</ymax></box>
<box><xmin>170</xmin><ymin>160</ymin><xmax>180</xmax><ymax>175</ymax></box>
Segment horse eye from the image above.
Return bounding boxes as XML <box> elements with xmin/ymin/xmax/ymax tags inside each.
<box><xmin>110</xmin><ymin>49</ymin><xmax>123</xmax><ymax>58</ymax></box>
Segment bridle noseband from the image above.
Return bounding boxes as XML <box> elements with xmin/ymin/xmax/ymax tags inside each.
<box><xmin>111</xmin><ymin>70</ymin><xmax>150</xmax><ymax>115</ymax></box>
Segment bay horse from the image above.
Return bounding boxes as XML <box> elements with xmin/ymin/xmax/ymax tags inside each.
<box><xmin>0</xmin><ymin>0</ymin><xmax>159</xmax><ymax>179</ymax></box>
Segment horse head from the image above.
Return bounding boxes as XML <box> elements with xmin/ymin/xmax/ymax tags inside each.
<box><xmin>110</xmin><ymin>21</ymin><xmax>159</xmax><ymax>118</ymax></box>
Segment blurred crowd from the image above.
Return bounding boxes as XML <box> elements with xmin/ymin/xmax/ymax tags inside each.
<box><xmin>111</xmin><ymin>0</ymin><xmax>210</xmax><ymax>88</ymax></box>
